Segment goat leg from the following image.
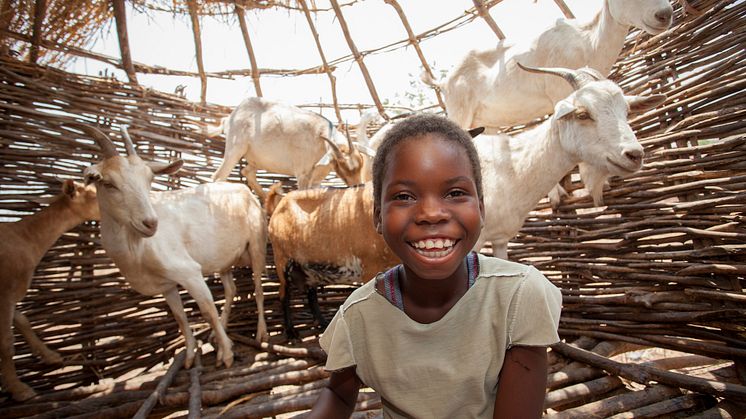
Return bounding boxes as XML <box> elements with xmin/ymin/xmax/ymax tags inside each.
<box><xmin>307</xmin><ymin>287</ymin><xmax>329</xmax><ymax>329</ymax></box>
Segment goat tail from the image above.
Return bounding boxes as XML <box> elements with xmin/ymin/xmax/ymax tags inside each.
<box><xmin>204</xmin><ymin>116</ymin><xmax>228</xmax><ymax>138</ymax></box>
<box><xmin>211</xmin><ymin>131</ymin><xmax>248</xmax><ymax>182</ymax></box>
<box><xmin>420</xmin><ymin>71</ymin><xmax>440</xmax><ymax>88</ymax></box>
<box><xmin>264</xmin><ymin>181</ymin><xmax>285</xmax><ymax>217</ymax></box>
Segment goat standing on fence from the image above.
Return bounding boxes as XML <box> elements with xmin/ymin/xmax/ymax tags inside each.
<box><xmin>77</xmin><ymin>125</ymin><xmax>268</xmax><ymax>370</ymax></box>
<box><xmin>475</xmin><ymin>64</ymin><xmax>666</xmax><ymax>259</ymax></box>
<box><xmin>209</xmin><ymin>97</ymin><xmax>374</xmax><ymax>203</ymax></box>
<box><xmin>1</xmin><ymin>180</ymin><xmax>99</xmax><ymax>401</ymax></box>
<box><xmin>422</xmin><ymin>0</ymin><xmax>675</xmax><ymax>205</ymax></box>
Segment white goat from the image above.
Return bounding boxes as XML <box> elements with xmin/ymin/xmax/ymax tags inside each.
<box><xmin>1</xmin><ymin>180</ymin><xmax>99</xmax><ymax>401</ymax></box>
<box><xmin>78</xmin><ymin>125</ymin><xmax>268</xmax><ymax>369</ymax></box>
<box><xmin>422</xmin><ymin>0</ymin><xmax>674</xmax><ymax>204</ymax></box>
<box><xmin>474</xmin><ymin>64</ymin><xmax>666</xmax><ymax>259</ymax></box>
<box><xmin>423</xmin><ymin>0</ymin><xmax>673</xmax><ymax>129</ymax></box>
<box><xmin>210</xmin><ymin>97</ymin><xmax>374</xmax><ymax>203</ymax></box>
<box><xmin>267</xmin><ymin>183</ymin><xmax>399</xmax><ymax>339</ymax></box>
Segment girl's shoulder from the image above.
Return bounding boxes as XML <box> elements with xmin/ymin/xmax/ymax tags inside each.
<box><xmin>336</xmin><ymin>277</ymin><xmax>380</xmax><ymax>315</ymax></box>
<box><xmin>475</xmin><ymin>253</ymin><xmax>534</xmax><ymax>279</ymax></box>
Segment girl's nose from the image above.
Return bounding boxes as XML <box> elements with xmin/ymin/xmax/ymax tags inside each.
<box><xmin>414</xmin><ymin>197</ymin><xmax>449</xmax><ymax>224</ymax></box>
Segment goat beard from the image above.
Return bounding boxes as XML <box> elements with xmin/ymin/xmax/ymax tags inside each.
<box><xmin>579</xmin><ymin>163</ymin><xmax>610</xmax><ymax>207</ymax></box>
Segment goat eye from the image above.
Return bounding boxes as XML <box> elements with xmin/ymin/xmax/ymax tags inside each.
<box><xmin>102</xmin><ymin>182</ymin><xmax>116</xmax><ymax>190</ymax></box>
<box><xmin>576</xmin><ymin>111</ymin><xmax>592</xmax><ymax>120</ymax></box>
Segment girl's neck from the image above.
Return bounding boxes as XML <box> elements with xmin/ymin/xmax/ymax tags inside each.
<box><xmin>400</xmin><ymin>262</ymin><xmax>469</xmax><ymax>324</ymax></box>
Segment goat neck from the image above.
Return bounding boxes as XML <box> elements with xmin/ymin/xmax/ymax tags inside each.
<box><xmin>581</xmin><ymin>1</ymin><xmax>630</xmax><ymax>76</ymax></box>
<box><xmin>10</xmin><ymin>198</ymin><xmax>89</xmax><ymax>264</ymax></box>
<box><xmin>507</xmin><ymin>122</ymin><xmax>578</xmax><ymax>209</ymax></box>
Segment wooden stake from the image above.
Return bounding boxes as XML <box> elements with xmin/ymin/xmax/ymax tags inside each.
<box><xmin>299</xmin><ymin>0</ymin><xmax>342</xmax><ymax>124</ymax></box>
<box><xmin>553</xmin><ymin>0</ymin><xmax>575</xmax><ymax>19</ymax></box>
<box><xmin>234</xmin><ymin>4</ymin><xmax>262</xmax><ymax>97</ymax></box>
<box><xmin>29</xmin><ymin>0</ymin><xmax>47</xmax><ymax>63</ymax></box>
<box><xmin>111</xmin><ymin>0</ymin><xmax>138</xmax><ymax>84</ymax></box>
<box><xmin>384</xmin><ymin>0</ymin><xmax>446</xmax><ymax>111</ymax></box>
<box><xmin>471</xmin><ymin>0</ymin><xmax>505</xmax><ymax>39</ymax></box>
<box><xmin>329</xmin><ymin>0</ymin><xmax>387</xmax><ymax>119</ymax></box>
<box><xmin>186</xmin><ymin>0</ymin><xmax>207</xmax><ymax>105</ymax></box>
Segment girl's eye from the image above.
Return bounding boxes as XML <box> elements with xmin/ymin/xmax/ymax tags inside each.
<box><xmin>392</xmin><ymin>192</ymin><xmax>413</xmax><ymax>201</ymax></box>
<box><xmin>447</xmin><ymin>190</ymin><xmax>468</xmax><ymax>198</ymax></box>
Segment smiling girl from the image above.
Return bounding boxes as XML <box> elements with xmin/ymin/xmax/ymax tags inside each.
<box><xmin>307</xmin><ymin>114</ymin><xmax>562</xmax><ymax>419</ymax></box>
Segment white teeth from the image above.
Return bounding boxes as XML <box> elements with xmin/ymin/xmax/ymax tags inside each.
<box><xmin>411</xmin><ymin>238</ymin><xmax>455</xmax><ymax>254</ymax></box>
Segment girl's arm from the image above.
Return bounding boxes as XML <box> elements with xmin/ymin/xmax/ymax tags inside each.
<box><xmin>493</xmin><ymin>345</ymin><xmax>549</xmax><ymax>419</ymax></box>
<box><xmin>307</xmin><ymin>366</ymin><xmax>362</xmax><ymax>419</ymax></box>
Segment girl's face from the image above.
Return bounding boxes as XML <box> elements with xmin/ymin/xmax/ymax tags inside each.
<box><xmin>375</xmin><ymin>133</ymin><xmax>484</xmax><ymax>281</ymax></box>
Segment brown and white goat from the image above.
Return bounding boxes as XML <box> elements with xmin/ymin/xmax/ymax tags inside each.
<box><xmin>267</xmin><ymin>182</ymin><xmax>399</xmax><ymax>338</ymax></box>
<box><xmin>78</xmin><ymin>125</ymin><xmax>268</xmax><ymax>370</ymax></box>
<box><xmin>1</xmin><ymin>180</ymin><xmax>98</xmax><ymax>401</ymax></box>
<box><xmin>209</xmin><ymin>97</ymin><xmax>374</xmax><ymax>203</ymax></box>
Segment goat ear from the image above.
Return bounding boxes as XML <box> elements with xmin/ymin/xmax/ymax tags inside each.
<box><xmin>62</xmin><ymin>179</ymin><xmax>76</xmax><ymax>198</ymax></box>
<box><xmin>148</xmin><ymin>159</ymin><xmax>183</xmax><ymax>175</ymax></box>
<box><xmin>553</xmin><ymin>100</ymin><xmax>576</xmax><ymax>120</ymax></box>
<box><xmin>354</xmin><ymin>143</ymin><xmax>377</xmax><ymax>157</ymax></box>
<box><xmin>83</xmin><ymin>166</ymin><xmax>103</xmax><ymax>185</ymax></box>
<box><xmin>468</xmin><ymin>127</ymin><xmax>485</xmax><ymax>138</ymax></box>
<box><xmin>627</xmin><ymin>94</ymin><xmax>667</xmax><ymax>114</ymax></box>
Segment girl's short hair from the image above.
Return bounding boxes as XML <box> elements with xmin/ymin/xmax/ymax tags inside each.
<box><xmin>372</xmin><ymin>113</ymin><xmax>483</xmax><ymax>210</ymax></box>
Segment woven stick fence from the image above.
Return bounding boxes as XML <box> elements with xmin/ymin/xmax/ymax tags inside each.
<box><xmin>0</xmin><ymin>0</ymin><xmax>744</xmax><ymax>417</ymax></box>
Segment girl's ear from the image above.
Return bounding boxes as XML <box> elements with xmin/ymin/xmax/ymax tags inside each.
<box><xmin>373</xmin><ymin>207</ymin><xmax>382</xmax><ymax>234</ymax></box>
<box><xmin>479</xmin><ymin>197</ymin><xmax>486</xmax><ymax>225</ymax></box>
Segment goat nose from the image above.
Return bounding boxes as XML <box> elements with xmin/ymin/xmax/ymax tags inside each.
<box><xmin>142</xmin><ymin>217</ymin><xmax>158</xmax><ymax>232</ymax></box>
<box><xmin>624</xmin><ymin>148</ymin><xmax>644</xmax><ymax>166</ymax></box>
<box><xmin>655</xmin><ymin>8</ymin><xmax>672</xmax><ymax>24</ymax></box>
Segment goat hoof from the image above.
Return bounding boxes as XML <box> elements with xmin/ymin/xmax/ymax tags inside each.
<box><xmin>216</xmin><ymin>348</ymin><xmax>234</xmax><ymax>368</ymax></box>
<box><xmin>184</xmin><ymin>351</ymin><xmax>195</xmax><ymax>369</ymax></box>
<box><xmin>11</xmin><ymin>383</ymin><xmax>37</xmax><ymax>402</ymax></box>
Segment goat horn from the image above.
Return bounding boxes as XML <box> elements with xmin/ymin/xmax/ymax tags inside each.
<box><xmin>516</xmin><ymin>62</ymin><xmax>597</xmax><ymax>90</ymax></box>
<box><xmin>69</xmin><ymin>123</ymin><xmax>118</xmax><ymax>158</ymax></box>
<box><xmin>321</xmin><ymin>135</ymin><xmax>344</xmax><ymax>158</ymax></box>
<box><xmin>120</xmin><ymin>126</ymin><xmax>138</xmax><ymax>156</ymax></box>
<box><xmin>344</xmin><ymin>123</ymin><xmax>356</xmax><ymax>155</ymax></box>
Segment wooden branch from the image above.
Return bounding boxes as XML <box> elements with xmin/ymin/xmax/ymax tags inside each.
<box><xmin>186</xmin><ymin>0</ymin><xmax>207</xmax><ymax>105</ymax></box>
<box><xmin>384</xmin><ymin>0</ymin><xmax>446</xmax><ymax>110</ymax></box>
<box><xmin>329</xmin><ymin>0</ymin><xmax>386</xmax><ymax>118</ymax></box>
<box><xmin>606</xmin><ymin>393</ymin><xmax>713</xmax><ymax>419</ymax></box>
<box><xmin>29</xmin><ymin>0</ymin><xmax>47</xmax><ymax>63</ymax></box>
<box><xmin>299</xmin><ymin>0</ymin><xmax>342</xmax><ymax>124</ymax></box>
<box><xmin>234</xmin><ymin>4</ymin><xmax>262</xmax><ymax>97</ymax></box>
<box><xmin>231</xmin><ymin>333</ymin><xmax>327</xmax><ymax>359</ymax></box>
<box><xmin>546</xmin><ymin>384</ymin><xmax>681</xmax><ymax>419</ymax></box>
<box><xmin>133</xmin><ymin>350</ymin><xmax>186</xmax><ymax>419</ymax></box>
<box><xmin>187</xmin><ymin>348</ymin><xmax>202</xmax><ymax>419</ymax></box>
<box><xmin>544</xmin><ymin>375</ymin><xmax>625</xmax><ymax>410</ymax></box>
<box><xmin>111</xmin><ymin>0</ymin><xmax>138</xmax><ymax>84</ymax></box>
<box><xmin>552</xmin><ymin>0</ymin><xmax>575</xmax><ymax>19</ymax></box>
<box><xmin>550</xmin><ymin>342</ymin><xmax>746</xmax><ymax>402</ymax></box>
<box><xmin>472</xmin><ymin>0</ymin><xmax>505</xmax><ymax>39</ymax></box>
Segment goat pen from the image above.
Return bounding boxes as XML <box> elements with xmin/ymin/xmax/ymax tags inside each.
<box><xmin>0</xmin><ymin>0</ymin><xmax>744</xmax><ymax>417</ymax></box>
